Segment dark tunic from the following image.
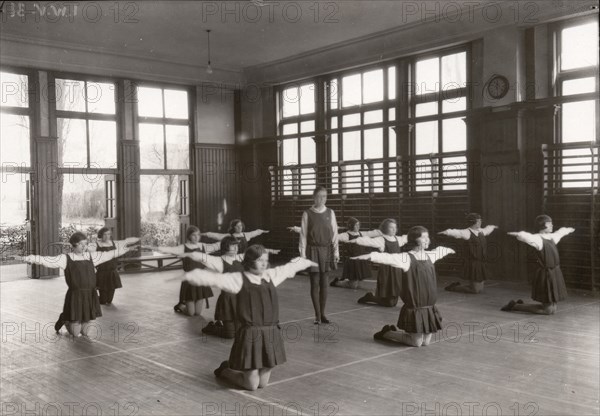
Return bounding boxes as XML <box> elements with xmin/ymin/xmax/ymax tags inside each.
<box><xmin>342</xmin><ymin>232</ymin><xmax>373</xmax><ymax>281</ymax></box>
<box><xmin>464</xmin><ymin>231</ymin><xmax>490</xmax><ymax>282</ymax></box>
<box><xmin>531</xmin><ymin>238</ymin><xmax>568</xmax><ymax>303</ymax></box>
<box><xmin>233</xmin><ymin>234</ymin><xmax>249</xmax><ymax>253</ymax></box>
<box><xmin>180</xmin><ymin>245</ymin><xmax>213</xmax><ymax>303</ymax></box>
<box><xmin>228</xmin><ymin>273</ymin><xmax>286</xmax><ymax>371</ymax></box>
<box><xmin>64</xmin><ymin>254</ymin><xmax>102</xmax><ymax>322</ymax></box>
<box><xmin>397</xmin><ymin>253</ymin><xmax>442</xmax><ymax>334</ymax></box>
<box><xmin>305</xmin><ymin>208</ymin><xmax>335</xmax><ymax>273</ymax></box>
<box><xmin>375</xmin><ymin>238</ymin><xmax>403</xmax><ymax>298</ymax></box>
<box><xmin>95</xmin><ymin>241</ymin><xmax>122</xmax><ymax>291</ymax></box>
<box><xmin>214</xmin><ymin>259</ymin><xmax>244</xmax><ymax>322</ymax></box>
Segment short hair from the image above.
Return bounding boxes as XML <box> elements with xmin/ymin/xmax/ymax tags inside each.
<box><xmin>347</xmin><ymin>217</ymin><xmax>360</xmax><ymax>229</ymax></box>
<box><xmin>228</xmin><ymin>219</ymin><xmax>245</xmax><ymax>234</ymax></box>
<box><xmin>313</xmin><ymin>186</ymin><xmax>327</xmax><ymax>197</ymax></box>
<box><xmin>97</xmin><ymin>227</ymin><xmax>110</xmax><ymax>239</ymax></box>
<box><xmin>186</xmin><ymin>225</ymin><xmax>201</xmax><ymax>242</ymax></box>
<box><xmin>220</xmin><ymin>236</ymin><xmax>239</xmax><ymax>253</ymax></box>
<box><xmin>535</xmin><ymin>215</ymin><xmax>552</xmax><ymax>231</ymax></box>
<box><xmin>379</xmin><ymin>218</ymin><xmax>397</xmax><ymax>234</ymax></box>
<box><xmin>242</xmin><ymin>244</ymin><xmax>267</xmax><ymax>271</ymax></box>
<box><xmin>404</xmin><ymin>226</ymin><xmax>429</xmax><ymax>251</ymax></box>
<box><xmin>69</xmin><ymin>232</ymin><xmax>87</xmax><ymax>247</ymax></box>
<box><xmin>465</xmin><ymin>213</ymin><xmax>482</xmax><ymax>226</ymax></box>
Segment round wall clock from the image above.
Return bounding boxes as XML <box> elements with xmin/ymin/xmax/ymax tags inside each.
<box><xmin>487</xmin><ymin>75</ymin><xmax>510</xmax><ymax>99</ymax></box>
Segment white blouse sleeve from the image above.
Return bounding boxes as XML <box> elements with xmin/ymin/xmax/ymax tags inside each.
<box><xmin>23</xmin><ymin>254</ymin><xmax>67</xmax><ymax>270</ymax></box>
<box><xmin>481</xmin><ymin>225</ymin><xmax>498</xmax><ymax>236</ymax></box>
<box><xmin>368</xmin><ymin>252</ymin><xmax>411</xmax><ymax>272</ymax></box>
<box><xmin>113</xmin><ymin>237</ymin><xmax>139</xmax><ymax>253</ymax></box>
<box><xmin>187</xmin><ymin>253</ymin><xmax>224</xmax><ymax>273</ymax></box>
<box><xmin>362</xmin><ymin>229</ymin><xmax>383</xmax><ymax>238</ymax></box>
<box><xmin>550</xmin><ymin>227</ymin><xmax>575</xmax><ymax>244</ymax></box>
<box><xmin>397</xmin><ymin>235</ymin><xmax>408</xmax><ymax>247</ymax></box>
<box><xmin>443</xmin><ymin>228</ymin><xmax>471</xmax><ymax>240</ymax></box>
<box><xmin>513</xmin><ymin>231</ymin><xmax>543</xmax><ymax>251</ymax></box>
<box><xmin>354</xmin><ymin>236</ymin><xmax>385</xmax><ymax>251</ymax></box>
<box><xmin>267</xmin><ymin>258</ymin><xmax>315</xmax><ymax>287</ymax></box>
<box><xmin>425</xmin><ymin>246</ymin><xmax>455</xmax><ymax>264</ymax></box>
<box><xmin>338</xmin><ymin>232</ymin><xmax>350</xmax><ymax>243</ymax></box>
<box><xmin>156</xmin><ymin>245</ymin><xmax>185</xmax><ymax>255</ymax></box>
<box><xmin>299</xmin><ymin>211</ymin><xmax>308</xmax><ymax>257</ymax></box>
<box><xmin>184</xmin><ymin>269</ymin><xmax>243</xmax><ymax>294</ymax></box>
<box><xmin>244</xmin><ymin>229</ymin><xmax>266</xmax><ymax>241</ymax></box>
<box><xmin>203</xmin><ymin>232</ymin><xmax>228</xmax><ymax>241</ymax></box>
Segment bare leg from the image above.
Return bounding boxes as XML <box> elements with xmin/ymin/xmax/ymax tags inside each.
<box><xmin>446</xmin><ymin>281</ymin><xmax>484</xmax><ymax>294</ymax></box>
<box><xmin>194</xmin><ymin>300</ymin><xmax>204</xmax><ymax>316</ymax></box>
<box><xmin>512</xmin><ymin>302</ymin><xmax>556</xmax><ymax>315</ymax></box>
<box><xmin>422</xmin><ymin>333</ymin><xmax>433</xmax><ymax>346</ymax></box>
<box><xmin>358</xmin><ymin>292</ymin><xmax>398</xmax><ymax>307</ymax></box>
<box><xmin>309</xmin><ymin>272</ymin><xmax>321</xmax><ymax>321</ymax></box>
<box><xmin>219</xmin><ymin>367</ymin><xmax>261</xmax><ymax>391</ymax></box>
<box><xmin>319</xmin><ymin>272</ymin><xmax>329</xmax><ymax>322</ymax></box>
<box><xmin>185</xmin><ymin>301</ymin><xmax>195</xmax><ymax>317</ymax></box>
<box><xmin>67</xmin><ymin>321</ymin><xmax>81</xmax><ymax>337</ymax></box>
<box><xmin>383</xmin><ymin>330</ymin><xmax>424</xmax><ymax>347</ymax></box>
<box><xmin>258</xmin><ymin>367</ymin><xmax>273</xmax><ymax>388</ymax></box>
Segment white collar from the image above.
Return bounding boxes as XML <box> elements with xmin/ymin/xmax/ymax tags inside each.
<box><xmin>310</xmin><ymin>205</ymin><xmax>327</xmax><ymax>213</ymax></box>
<box><xmin>243</xmin><ymin>271</ymin><xmax>271</xmax><ymax>285</ymax></box>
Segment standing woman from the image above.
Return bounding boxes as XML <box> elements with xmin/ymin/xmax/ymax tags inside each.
<box><xmin>438</xmin><ymin>213</ymin><xmax>498</xmax><ymax>294</ymax></box>
<box><xmin>176</xmin><ymin>245</ymin><xmax>316</xmax><ymax>391</ymax></box>
<box><xmin>88</xmin><ymin>227</ymin><xmax>140</xmax><ymax>305</ymax></box>
<box><xmin>300</xmin><ymin>186</ymin><xmax>339</xmax><ymax>324</ymax></box>
<box><xmin>330</xmin><ymin>217</ymin><xmax>381</xmax><ymax>289</ymax></box>
<box><xmin>203</xmin><ymin>220</ymin><xmax>269</xmax><ymax>253</ymax></box>
<box><xmin>151</xmin><ymin>225</ymin><xmax>220</xmax><ymax>316</ymax></box>
<box><xmin>350</xmin><ymin>218</ymin><xmax>407</xmax><ymax>307</ymax></box>
<box><xmin>353</xmin><ymin>226</ymin><xmax>455</xmax><ymax>347</ymax></box>
<box><xmin>16</xmin><ymin>232</ymin><xmax>136</xmax><ymax>338</ymax></box>
<box><xmin>502</xmin><ymin>215</ymin><xmax>574</xmax><ymax>314</ymax></box>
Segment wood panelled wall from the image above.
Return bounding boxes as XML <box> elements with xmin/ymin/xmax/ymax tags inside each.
<box><xmin>191</xmin><ymin>144</ymin><xmax>240</xmax><ymax>233</ymax></box>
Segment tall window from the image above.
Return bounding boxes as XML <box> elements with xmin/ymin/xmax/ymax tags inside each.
<box><xmin>137</xmin><ymin>85</ymin><xmax>191</xmax><ymax>245</ymax></box>
<box><xmin>411</xmin><ymin>49</ymin><xmax>468</xmax><ymax>191</ymax></box>
<box><xmin>327</xmin><ymin>66</ymin><xmax>396</xmax><ymax>194</ymax></box>
<box><xmin>54</xmin><ymin>77</ymin><xmax>118</xmax><ymax>236</ymax></box>
<box><xmin>554</xmin><ymin>18</ymin><xmax>599</xmax><ymax>188</ymax></box>
<box><xmin>279</xmin><ymin>83</ymin><xmax>316</xmax><ymax>195</ymax></box>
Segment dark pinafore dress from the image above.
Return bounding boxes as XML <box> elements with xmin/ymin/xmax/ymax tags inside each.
<box><xmin>214</xmin><ymin>259</ymin><xmax>244</xmax><ymax>322</ymax></box>
<box><xmin>181</xmin><ymin>245</ymin><xmax>213</xmax><ymax>306</ymax></box>
<box><xmin>306</xmin><ymin>208</ymin><xmax>335</xmax><ymax>273</ymax></box>
<box><xmin>233</xmin><ymin>234</ymin><xmax>248</xmax><ymax>253</ymax></box>
<box><xmin>342</xmin><ymin>232</ymin><xmax>373</xmax><ymax>281</ymax></box>
<box><xmin>64</xmin><ymin>254</ymin><xmax>102</xmax><ymax>322</ymax></box>
<box><xmin>465</xmin><ymin>231</ymin><xmax>490</xmax><ymax>282</ymax></box>
<box><xmin>531</xmin><ymin>238</ymin><xmax>568</xmax><ymax>303</ymax></box>
<box><xmin>375</xmin><ymin>238</ymin><xmax>403</xmax><ymax>298</ymax></box>
<box><xmin>228</xmin><ymin>273</ymin><xmax>286</xmax><ymax>371</ymax></box>
<box><xmin>397</xmin><ymin>253</ymin><xmax>442</xmax><ymax>334</ymax></box>
<box><xmin>95</xmin><ymin>241</ymin><xmax>122</xmax><ymax>291</ymax></box>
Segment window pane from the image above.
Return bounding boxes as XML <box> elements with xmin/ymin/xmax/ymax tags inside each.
<box><xmin>389</xmin><ymin>127</ymin><xmax>397</xmax><ymax>157</ymax></box>
<box><xmin>561</xmin><ymin>148</ymin><xmax>593</xmax><ymax>188</ymax></box>
<box><xmin>166</xmin><ymin>125</ymin><xmax>189</xmax><ymax>169</ymax></box>
<box><xmin>164</xmin><ymin>89</ymin><xmax>189</xmax><ymax>119</ymax></box>
<box><xmin>283</xmin><ymin>123</ymin><xmax>298</xmax><ymax>135</ymax></box>
<box><xmin>331</xmin><ymin>133</ymin><xmax>338</xmax><ymax>162</ymax></box>
<box><xmin>282</xmin><ymin>87</ymin><xmax>299</xmax><ymax>118</ymax></box>
<box><xmin>389</xmin><ymin>108</ymin><xmax>396</xmax><ymax>121</ymax></box>
<box><xmin>562</xmin><ymin>78</ymin><xmax>596</xmax><ymax>96</ymax></box>
<box><xmin>343</xmin><ymin>113</ymin><xmax>360</xmax><ymax>127</ymax></box>
<box><xmin>330</xmin><ymin>117</ymin><xmax>338</xmax><ymax>129</ymax></box>
<box><xmin>87</xmin><ymin>82</ymin><xmax>116</xmax><ymax>115</ymax></box>
<box><xmin>342</xmin><ymin>131</ymin><xmax>361</xmax><ymax>160</ymax></box>
<box><xmin>328</xmin><ymin>79</ymin><xmax>339</xmax><ymax>110</ymax></box>
<box><xmin>138</xmin><ymin>87</ymin><xmax>163</xmax><ymax>117</ymax></box>
<box><xmin>300</xmin><ymin>120</ymin><xmax>315</xmax><ymax>133</ymax></box>
<box><xmin>441</xmin><ymin>52</ymin><xmax>467</xmax><ymax>89</ymax></box>
<box><xmin>0</xmin><ymin>113</ymin><xmax>30</xmax><ymax>166</ymax></box>
<box><xmin>342</xmin><ymin>74</ymin><xmax>361</xmax><ymax>107</ymax></box>
<box><xmin>416</xmin><ymin>102</ymin><xmax>437</xmax><ymax>117</ymax></box>
<box><xmin>1</xmin><ymin>72</ymin><xmax>28</xmax><ymax>108</ymax></box>
<box><xmin>364</xmin><ymin>128</ymin><xmax>383</xmax><ymax>159</ymax></box>
<box><xmin>139</xmin><ymin>123</ymin><xmax>165</xmax><ymax>169</ymax></box>
<box><xmin>562</xmin><ymin>100</ymin><xmax>595</xmax><ymax>143</ymax></box>
<box><xmin>282</xmin><ymin>138</ymin><xmax>298</xmax><ymax>166</ymax></box>
<box><xmin>61</xmin><ymin>173</ymin><xmax>106</xmax><ymax>233</ymax></box>
<box><xmin>56</xmin><ymin>79</ymin><xmax>86</xmax><ymax>112</ymax></box>
<box><xmin>388</xmin><ymin>67</ymin><xmax>396</xmax><ymax>100</ymax></box>
<box><xmin>301</xmin><ymin>136</ymin><xmax>316</xmax><ymax>164</ymax></box>
<box><xmin>415</xmin><ymin>121</ymin><xmax>438</xmax><ymax>154</ymax></box>
<box><xmin>443</xmin><ymin>156</ymin><xmax>467</xmax><ymax>190</ymax></box>
<box><xmin>415</xmin><ymin>159</ymin><xmax>433</xmax><ymax>192</ymax></box>
<box><xmin>363</xmin><ymin>69</ymin><xmax>384</xmax><ymax>104</ymax></box>
<box><xmin>442</xmin><ymin>97</ymin><xmax>467</xmax><ymax>113</ymax></box>
<box><xmin>364</xmin><ymin>110</ymin><xmax>383</xmax><ymax>124</ymax></box>
<box><xmin>140</xmin><ymin>175</ymin><xmax>181</xmax><ymax>245</ymax></box>
<box><xmin>58</xmin><ymin>118</ymin><xmax>87</xmax><ymax>168</ymax></box>
<box><xmin>89</xmin><ymin>120</ymin><xmax>117</xmax><ymax>168</ymax></box>
<box><xmin>561</xmin><ymin>23</ymin><xmax>599</xmax><ymax>70</ymax></box>
<box><xmin>300</xmin><ymin>167</ymin><xmax>317</xmax><ymax>195</ymax></box>
<box><xmin>442</xmin><ymin>117</ymin><xmax>466</xmax><ymax>152</ymax></box>
<box><xmin>416</xmin><ymin>57</ymin><xmax>439</xmax><ymax>95</ymax></box>
<box><xmin>0</xmin><ymin>172</ymin><xmax>28</xmax><ymax>225</ymax></box>
<box><xmin>300</xmin><ymin>84</ymin><xmax>315</xmax><ymax>115</ymax></box>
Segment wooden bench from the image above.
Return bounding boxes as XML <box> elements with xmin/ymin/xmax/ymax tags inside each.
<box><xmin>117</xmin><ymin>253</ymin><xmax>182</xmax><ymax>274</ymax></box>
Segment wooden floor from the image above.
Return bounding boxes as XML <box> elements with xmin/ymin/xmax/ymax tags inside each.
<box><xmin>1</xmin><ymin>270</ymin><xmax>599</xmax><ymax>416</ymax></box>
